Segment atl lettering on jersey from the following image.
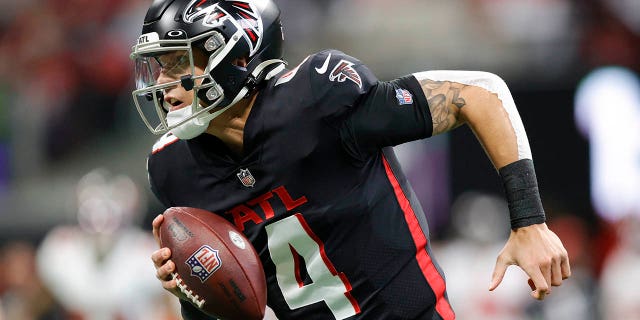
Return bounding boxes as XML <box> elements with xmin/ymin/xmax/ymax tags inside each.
<box><xmin>225</xmin><ymin>185</ymin><xmax>308</xmax><ymax>231</ymax></box>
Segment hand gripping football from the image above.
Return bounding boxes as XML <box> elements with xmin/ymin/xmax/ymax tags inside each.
<box><xmin>159</xmin><ymin>207</ymin><xmax>267</xmax><ymax>320</ymax></box>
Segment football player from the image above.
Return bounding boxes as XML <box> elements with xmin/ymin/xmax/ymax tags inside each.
<box><xmin>131</xmin><ymin>0</ymin><xmax>571</xmax><ymax>319</ymax></box>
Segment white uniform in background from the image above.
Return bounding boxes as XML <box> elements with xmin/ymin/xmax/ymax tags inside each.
<box><xmin>36</xmin><ymin>169</ymin><xmax>180</xmax><ymax>320</ymax></box>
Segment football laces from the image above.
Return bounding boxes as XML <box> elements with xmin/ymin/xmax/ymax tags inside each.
<box><xmin>172</xmin><ymin>273</ymin><xmax>206</xmax><ymax>308</ymax></box>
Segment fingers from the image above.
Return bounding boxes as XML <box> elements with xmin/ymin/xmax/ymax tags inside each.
<box><xmin>542</xmin><ymin>259</ymin><xmax>552</xmax><ymax>291</ymax></box>
<box><xmin>551</xmin><ymin>256</ymin><xmax>563</xmax><ymax>286</ymax></box>
<box><xmin>548</xmin><ymin>246</ymin><xmax>570</xmax><ymax>287</ymax></box>
<box><xmin>163</xmin><ymin>277</ymin><xmax>178</xmax><ymax>291</ymax></box>
<box><xmin>149</xmin><ymin>228</ymin><xmax>183</xmax><ymax>299</ymax></box>
<box><xmin>501</xmin><ymin>224</ymin><xmax>573</xmax><ymax>301</ymax></box>
<box><xmin>489</xmin><ymin>256</ymin><xmax>510</xmax><ymax>291</ymax></box>
<box><xmin>159</xmin><ymin>262</ymin><xmax>180</xmax><ymax>295</ymax></box>
<box><xmin>151</xmin><ymin>248</ymin><xmax>180</xmax><ymax>296</ymax></box>
<box><xmin>152</xmin><ymin>214</ymin><xmax>165</xmax><ymax>246</ymax></box>
<box><xmin>526</xmin><ymin>267</ymin><xmax>549</xmax><ymax>300</ymax></box>
<box><xmin>151</xmin><ymin>248</ymin><xmax>172</xmax><ymax>267</ymax></box>
<box><xmin>157</xmin><ymin>259</ymin><xmax>176</xmax><ymax>282</ymax></box>
<box><xmin>525</xmin><ymin>251</ymin><xmax>572</xmax><ymax>300</ymax></box>
<box><xmin>561</xmin><ymin>254</ymin><xmax>572</xmax><ymax>280</ymax></box>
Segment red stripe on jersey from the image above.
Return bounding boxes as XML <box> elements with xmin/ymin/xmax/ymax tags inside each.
<box><xmin>382</xmin><ymin>155</ymin><xmax>455</xmax><ymax>320</ymax></box>
<box><xmin>294</xmin><ymin>214</ymin><xmax>361</xmax><ymax>314</ymax></box>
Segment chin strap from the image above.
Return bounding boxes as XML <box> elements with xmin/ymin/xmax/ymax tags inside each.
<box><xmin>197</xmin><ymin>86</ymin><xmax>249</xmax><ymax>124</ymax></box>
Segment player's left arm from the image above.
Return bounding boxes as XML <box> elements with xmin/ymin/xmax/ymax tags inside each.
<box><xmin>413</xmin><ymin>70</ymin><xmax>571</xmax><ymax>300</ymax></box>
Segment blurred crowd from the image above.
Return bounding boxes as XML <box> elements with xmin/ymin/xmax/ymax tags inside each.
<box><xmin>0</xmin><ymin>0</ymin><xmax>639</xmax><ymax>319</ymax></box>
<box><xmin>0</xmin><ymin>0</ymin><xmax>146</xmax><ymax>176</ymax></box>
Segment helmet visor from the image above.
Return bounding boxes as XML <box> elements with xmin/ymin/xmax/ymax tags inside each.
<box><xmin>134</xmin><ymin>49</ymin><xmax>191</xmax><ymax>90</ymax></box>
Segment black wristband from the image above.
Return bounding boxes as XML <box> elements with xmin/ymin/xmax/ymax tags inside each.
<box><xmin>498</xmin><ymin>159</ymin><xmax>546</xmax><ymax>229</ymax></box>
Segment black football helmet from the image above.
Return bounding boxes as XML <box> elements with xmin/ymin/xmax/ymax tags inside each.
<box><xmin>130</xmin><ymin>0</ymin><xmax>285</xmax><ymax>135</ymax></box>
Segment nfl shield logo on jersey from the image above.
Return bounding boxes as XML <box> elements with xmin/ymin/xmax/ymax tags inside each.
<box><xmin>186</xmin><ymin>245</ymin><xmax>222</xmax><ymax>282</ymax></box>
<box><xmin>395</xmin><ymin>88</ymin><xmax>413</xmax><ymax>105</ymax></box>
<box><xmin>236</xmin><ymin>168</ymin><xmax>256</xmax><ymax>187</ymax></box>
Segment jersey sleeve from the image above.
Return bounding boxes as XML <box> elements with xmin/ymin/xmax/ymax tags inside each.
<box><xmin>340</xmin><ymin>75</ymin><xmax>433</xmax><ymax>158</ymax></box>
<box><xmin>146</xmin><ymin>133</ymin><xmax>182</xmax><ymax>208</ymax></box>
<box><xmin>307</xmin><ymin>49</ymin><xmax>380</xmax><ymax>119</ymax></box>
<box><xmin>147</xmin><ymin>155</ymin><xmax>172</xmax><ymax>208</ymax></box>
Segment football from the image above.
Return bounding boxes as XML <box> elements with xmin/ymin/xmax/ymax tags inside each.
<box><xmin>159</xmin><ymin>207</ymin><xmax>267</xmax><ymax>320</ymax></box>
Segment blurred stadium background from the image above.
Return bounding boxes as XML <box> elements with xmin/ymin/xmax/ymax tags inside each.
<box><xmin>0</xmin><ymin>0</ymin><xmax>639</xmax><ymax>319</ymax></box>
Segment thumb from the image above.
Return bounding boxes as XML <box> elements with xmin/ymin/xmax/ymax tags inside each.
<box><xmin>152</xmin><ymin>214</ymin><xmax>165</xmax><ymax>246</ymax></box>
<box><xmin>489</xmin><ymin>259</ymin><xmax>508</xmax><ymax>291</ymax></box>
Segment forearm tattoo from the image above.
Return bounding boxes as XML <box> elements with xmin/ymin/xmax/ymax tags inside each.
<box><xmin>419</xmin><ymin>79</ymin><xmax>468</xmax><ymax>135</ymax></box>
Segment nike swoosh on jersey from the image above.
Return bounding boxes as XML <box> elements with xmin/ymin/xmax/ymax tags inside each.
<box><xmin>315</xmin><ymin>53</ymin><xmax>332</xmax><ymax>74</ymax></box>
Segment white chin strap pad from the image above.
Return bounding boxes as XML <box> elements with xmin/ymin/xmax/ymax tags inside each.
<box><xmin>167</xmin><ymin>106</ymin><xmax>210</xmax><ymax>140</ymax></box>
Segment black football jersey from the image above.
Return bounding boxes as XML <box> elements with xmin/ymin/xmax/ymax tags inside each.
<box><xmin>147</xmin><ymin>50</ymin><xmax>455</xmax><ymax>320</ymax></box>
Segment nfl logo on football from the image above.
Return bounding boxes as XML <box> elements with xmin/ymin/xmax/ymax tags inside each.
<box><xmin>187</xmin><ymin>245</ymin><xmax>222</xmax><ymax>282</ymax></box>
<box><xmin>236</xmin><ymin>168</ymin><xmax>256</xmax><ymax>187</ymax></box>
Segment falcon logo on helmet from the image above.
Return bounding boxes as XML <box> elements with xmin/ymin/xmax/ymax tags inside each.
<box><xmin>183</xmin><ymin>0</ymin><xmax>219</xmax><ymax>23</ymax></box>
<box><xmin>183</xmin><ymin>0</ymin><xmax>263</xmax><ymax>56</ymax></box>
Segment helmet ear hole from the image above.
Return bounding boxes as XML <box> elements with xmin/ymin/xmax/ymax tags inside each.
<box><xmin>233</xmin><ymin>54</ymin><xmax>250</xmax><ymax>68</ymax></box>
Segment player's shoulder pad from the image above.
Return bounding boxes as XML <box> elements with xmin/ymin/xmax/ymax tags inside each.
<box><xmin>304</xmin><ymin>49</ymin><xmax>378</xmax><ymax>107</ymax></box>
<box><xmin>273</xmin><ymin>49</ymin><xmax>377</xmax><ymax>91</ymax></box>
<box><xmin>151</xmin><ymin>132</ymin><xmax>180</xmax><ymax>155</ymax></box>
<box><xmin>308</xmin><ymin>49</ymin><xmax>375</xmax><ymax>90</ymax></box>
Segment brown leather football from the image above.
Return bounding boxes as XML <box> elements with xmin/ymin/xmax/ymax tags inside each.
<box><xmin>159</xmin><ymin>207</ymin><xmax>267</xmax><ymax>320</ymax></box>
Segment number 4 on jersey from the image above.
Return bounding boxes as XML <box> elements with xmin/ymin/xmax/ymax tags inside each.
<box><xmin>266</xmin><ymin>214</ymin><xmax>360</xmax><ymax>319</ymax></box>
